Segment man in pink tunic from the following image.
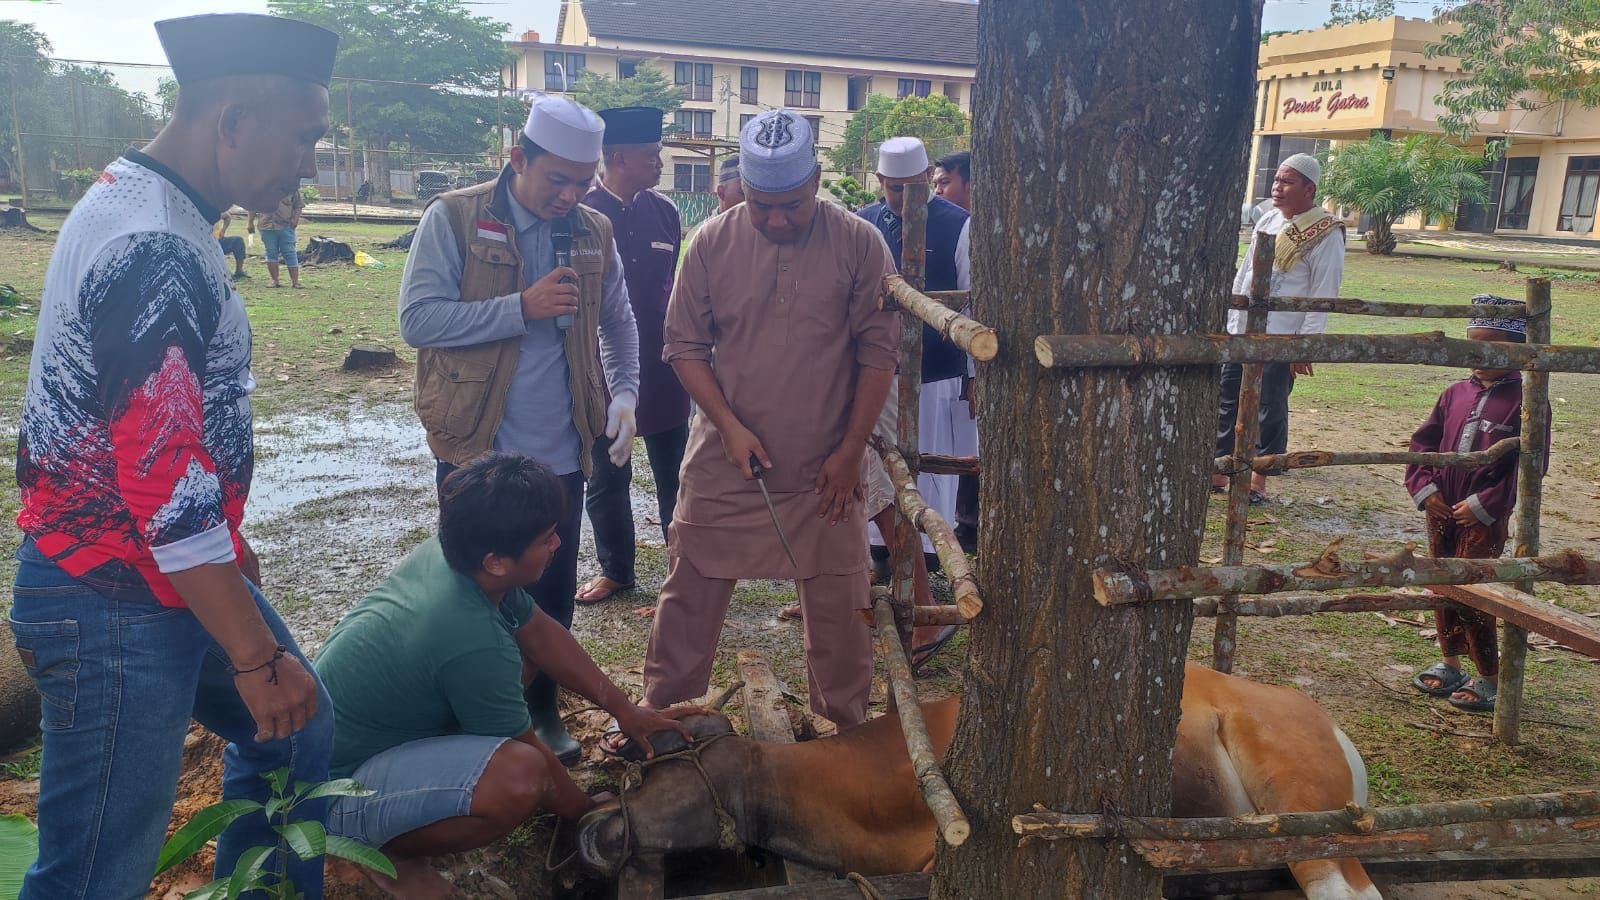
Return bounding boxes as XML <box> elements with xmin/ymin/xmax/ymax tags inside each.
<box><xmin>643</xmin><ymin>110</ymin><xmax>898</xmax><ymax>728</ymax></box>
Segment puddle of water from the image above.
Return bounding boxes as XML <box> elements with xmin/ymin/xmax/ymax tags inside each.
<box><xmin>249</xmin><ymin>406</ymin><xmax>432</xmax><ymax>521</ymax></box>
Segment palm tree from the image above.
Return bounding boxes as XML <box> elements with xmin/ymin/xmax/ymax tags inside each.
<box><xmin>1317</xmin><ymin>134</ymin><xmax>1489</xmax><ymax>255</ymax></box>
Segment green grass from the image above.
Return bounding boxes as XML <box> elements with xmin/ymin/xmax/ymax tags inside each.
<box><xmin>0</xmin><ymin>745</ymin><xmax>42</xmax><ymax>781</ymax></box>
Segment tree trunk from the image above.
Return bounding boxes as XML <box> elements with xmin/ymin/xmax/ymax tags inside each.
<box><xmin>930</xmin><ymin>3</ymin><xmax>1263</xmax><ymax>898</ymax></box>
<box><xmin>1369</xmin><ymin>217</ymin><xmax>1397</xmax><ymax>254</ymax></box>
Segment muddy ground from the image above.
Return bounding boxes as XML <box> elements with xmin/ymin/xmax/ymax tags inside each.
<box><xmin>1</xmin><ymin>220</ymin><xmax>1598</xmax><ymax>898</ymax></box>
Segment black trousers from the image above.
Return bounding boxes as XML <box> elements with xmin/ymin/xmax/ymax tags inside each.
<box><xmin>584</xmin><ymin>422</ymin><xmax>689</xmax><ymax>585</ymax></box>
<box><xmin>1215</xmin><ymin>362</ymin><xmax>1297</xmax><ymax>467</ymax></box>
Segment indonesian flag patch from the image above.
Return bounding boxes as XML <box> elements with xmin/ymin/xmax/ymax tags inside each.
<box><xmin>475</xmin><ymin>219</ymin><xmax>508</xmax><ymax>243</ymax></box>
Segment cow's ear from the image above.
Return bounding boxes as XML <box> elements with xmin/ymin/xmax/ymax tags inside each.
<box><xmin>684</xmin><ymin>712</ymin><xmax>736</xmax><ymax>741</ymax></box>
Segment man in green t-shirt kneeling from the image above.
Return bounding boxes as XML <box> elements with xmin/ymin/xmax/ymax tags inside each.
<box><xmin>315</xmin><ymin>452</ymin><xmax>693</xmax><ymax>895</ymax></box>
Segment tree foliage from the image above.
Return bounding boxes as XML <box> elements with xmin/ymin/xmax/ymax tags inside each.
<box><xmin>268</xmin><ymin>0</ymin><xmax>520</xmax><ymax>197</ymax></box>
<box><xmin>1428</xmin><ymin>0</ymin><xmax>1600</xmax><ymax>140</ymax></box>
<box><xmin>576</xmin><ymin>63</ymin><xmax>686</xmax><ymax>116</ymax></box>
<box><xmin>1317</xmin><ymin>134</ymin><xmax>1488</xmax><ymax>254</ymax></box>
<box><xmin>1326</xmin><ymin>0</ymin><xmax>1395</xmax><ymax>26</ymax></box>
<box><xmin>825</xmin><ymin>93</ymin><xmax>967</xmax><ymax>176</ymax></box>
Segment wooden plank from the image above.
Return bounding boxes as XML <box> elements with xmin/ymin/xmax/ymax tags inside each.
<box><xmin>685</xmin><ymin>872</ymin><xmax>932</xmax><ymax>899</ymax></box>
<box><xmin>1162</xmin><ymin>849</ymin><xmax>1600</xmax><ymax>897</ymax></box>
<box><xmin>1433</xmin><ymin>582</ymin><xmax>1600</xmax><ymax>660</ymax></box>
<box><xmin>734</xmin><ymin>651</ymin><xmax>834</xmax><ymax>886</ymax></box>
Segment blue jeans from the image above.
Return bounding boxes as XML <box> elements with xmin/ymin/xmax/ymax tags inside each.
<box><xmin>8</xmin><ymin>540</ymin><xmax>334</xmax><ymax>900</ymax></box>
<box><xmin>259</xmin><ymin>228</ymin><xmax>298</xmax><ymax>266</ymax></box>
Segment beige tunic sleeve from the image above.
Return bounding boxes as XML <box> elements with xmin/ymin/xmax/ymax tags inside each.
<box><xmin>662</xmin><ymin>230</ymin><xmax>714</xmax><ymax>364</ymax></box>
<box><xmin>851</xmin><ymin>227</ymin><xmax>900</xmax><ymax>372</ymax></box>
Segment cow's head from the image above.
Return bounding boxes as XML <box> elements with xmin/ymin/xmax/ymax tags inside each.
<box><xmin>577</xmin><ymin>711</ymin><xmax>750</xmax><ymax>876</ymax></box>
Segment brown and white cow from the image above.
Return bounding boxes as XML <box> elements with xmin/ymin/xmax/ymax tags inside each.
<box><xmin>578</xmin><ymin>663</ymin><xmax>1381</xmax><ymax>899</ymax></box>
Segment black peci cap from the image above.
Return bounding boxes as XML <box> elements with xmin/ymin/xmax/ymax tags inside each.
<box><xmin>156</xmin><ymin>14</ymin><xmax>339</xmax><ymax>87</ymax></box>
<box><xmin>598</xmin><ymin>106</ymin><xmax>665</xmax><ymax>145</ymax></box>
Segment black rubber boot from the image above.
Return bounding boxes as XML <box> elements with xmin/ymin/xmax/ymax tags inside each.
<box><xmin>525</xmin><ymin>676</ymin><xmax>580</xmax><ymax>766</ymax></box>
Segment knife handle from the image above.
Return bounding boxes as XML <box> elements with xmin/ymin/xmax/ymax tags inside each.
<box><xmin>748</xmin><ymin>453</ymin><xmax>764</xmax><ymax>478</ymax></box>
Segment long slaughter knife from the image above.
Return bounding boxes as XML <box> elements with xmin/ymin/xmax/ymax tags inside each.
<box><xmin>750</xmin><ymin>454</ymin><xmax>799</xmax><ymax>571</ymax></box>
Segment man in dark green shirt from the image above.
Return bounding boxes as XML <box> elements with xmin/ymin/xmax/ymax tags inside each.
<box><xmin>316</xmin><ymin>452</ymin><xmax>691</xmax><ymax>895</ymax></box>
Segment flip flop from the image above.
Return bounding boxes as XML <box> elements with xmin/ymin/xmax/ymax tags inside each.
<box><xmin>778</xmin><ymin>603</ymin><xmax>803</xmax><ymax>622</ymax></box>
<box><xmin>1411</xmin><ymin>661</ymin><xmax>1469</xmax><ymax>697</ymax></box>
<box><xmin>910</xmin><ymin>625</ymin><xmax>960</xmax><ymax>673</ymax></box>
<box><xmin>1248</xmin><ymin>490</ymin><xmax>1271</xmax><ymax>506</ymax></box>
<box><xmin>576</xmin><ymin>576</ymin><xmax>635</xmax><ymax>605</ymax></box>
<box><xmin>1448</xmin><ymin>676</ymin><xmax>1497</xmax><ymax>712</ymax></box>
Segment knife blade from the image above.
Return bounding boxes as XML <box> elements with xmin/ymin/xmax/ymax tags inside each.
<box><xmin>750</xmin><ymin>454</ymin><xmax>799</xmax><ymax>571</ymax></box>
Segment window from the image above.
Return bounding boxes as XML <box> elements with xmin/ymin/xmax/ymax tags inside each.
<box><xmin>804</xmin><ymin>115</ymin><xmax>823</xmax><ymax>139</ymax></box>
<box><xmin>676</xmin><ymin>62</ymin><xmax>713</xmax><ymax>101</ymax></box>
<box><xmin>897</xmin><ymin>78</ymin><xmax>931</xmax><ymax>99</ymax></box>
<box><xmin>618</xmin><ymin>58</ymin><xmax>640</xmax><ymax>79</ymax></box>
<box><xmin>785</xmin><ymin>70</ymin><xmax>821</xmax><ymax>108</ymax></box>
<box><xmin>739</xmin><ymin>113</ymin><xmax>755</xmax><ymax>131</ymax></box>
<box><xmin>741</xmin><ymin>67</ymin><xmax>759</xmax><ymax>104</ymax></box>
<box><xmin>1497</xmin><ymin>158</ymin><xmax>1539</xmax><ymax>231</ymax></box>
<box><xmin>544</xmin><ymin>51</ymin><xmax>585</xmax><ymax>91</ymax></box>
<box><xmin>1556</xmin><ymin>156</ymin><xmax>1600</xmax><ymax>233</ymax></box>
<box><xmin>673</xmin><ymin>109</ymin><xmax>713</xmax><ymax>139</ymax></box>
<box><xmin>944</xmin><ymin>81</ymin><xmax>960</xmax><ymax>101</ymax></box>
<box><xmin>674</xmin><ymin>162</ymin><xmax>711</xmax><ymax>193</ymax></box>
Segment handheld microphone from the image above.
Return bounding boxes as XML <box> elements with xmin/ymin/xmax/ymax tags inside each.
<box><xmin>552</xmin><ymin>213</ymin><xmax>576</xmax><ymax>331</ymax></box>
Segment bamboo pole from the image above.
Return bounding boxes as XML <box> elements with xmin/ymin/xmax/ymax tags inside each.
<box><xmin>1094</xmin><ymin>542</ymin><xmax>1600</xmax><ymax>606</ymax></box>
<box><xmin>1214</xmin><ymin>437</ymin><xmax>1519</xmax><ymax>475</ymax></box>
<box><xmin>914</xmin><ymin>453</ymin><xmax>980</xmax><ymax>477</ymax></box>
<box><xmin>1192</xmin><ymin>590</ymin><xmax>1442</xmax><ymax>618</ymax></box>
<box><xmin>882</xmin><ymin>276</ymin><xmax>998</xmax><ymax>362</ymax></box>
<box><xmin>1034</xmin><ymin>331</ymin><xmax>1600</xmax><ymax>373</ymax></box>
<box><xmin>1228</xmin><ymin>295</ymin><xmax>1530</xmax><ymax>318</ymax></box>
<box><xmin>1013</xmin><ymin>789</ymin><xmax>1600</xmax><ymax>842</ymax></box>
<box><xmin>1499</xmin><ymin>277</ymin><xmax>1552</xmax><ymax>745</ymax></box>
<box><xmin>1214</xmin><ymin>233</ymin><xmax>1274</xmax><ymax>673</ymax></box>
<box><xmin>879</xmin><ymin>445</ymin><xmax>983</xmax><ymax>620</ymax></box>
<box><xmin>872</xmin><ymin>596</ymin><xmax>970</xmax><ymax>847</ymax></box>
<box><xmin>892</xmin><ymin>182</ymin><xmax>929</xmax><ymax>662</ymax></box>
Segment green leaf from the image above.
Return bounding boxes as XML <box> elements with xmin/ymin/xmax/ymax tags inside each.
<box><xmin>0</xmin><ymin>814</ymin><xmax>40</xmax><ymax>900</ymax></box>
<box><xmin>325</xmin><ymin>835</ymin><xmax>397</xmax><ymax>879</ymax></box>
<box><xmin>156</xmin><ymin>799</ymin><xmax>264</xmax><ymax>876</ymax></box>
<box><xmin>181</xmin><ymin>877</ymin><xmax>232</xmax><ymax>900</ymax></box>
<box><xmin>225</xmin><ymin>845</ymin><xmax>275</xmax><ymax>899</ymax></box>
<box><xmin>262</xmin><ymin>767</ymin><xmax>292</xmax><ymax>798</ymax></box>
<box><xmin>297</xmin><ymin>778</ymin><xmax>376</xmax><ymax>803</ymax></box>
<box><xmin>276</xmin><ymin>820</ymin><xmax>327</xmax><ymax>862</ymax></box>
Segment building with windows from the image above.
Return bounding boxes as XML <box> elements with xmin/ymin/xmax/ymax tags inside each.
<box><xmin>504</xmin><ymin>0</ymin><xmax>977</xmax><ymax>203</ymax></box>
<box><xmin>1250</xmin><ymin>17</ymin><xmax>1600</xmax><ymax>240</ymax></box>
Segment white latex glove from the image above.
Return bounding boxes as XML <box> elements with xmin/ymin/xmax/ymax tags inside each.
<box><xmin>605</xmin><ymin>393</ymin><xmax>638</xmax><ymax>468</ymax></box>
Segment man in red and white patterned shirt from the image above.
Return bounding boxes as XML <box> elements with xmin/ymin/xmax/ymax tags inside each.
<box><xmin>9</xmin><ymin>14</ymin><xmax>341</xmax><ymax>899</ymax></box>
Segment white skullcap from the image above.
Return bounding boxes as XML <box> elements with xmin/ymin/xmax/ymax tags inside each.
<box><xmin>876</xmin><ymin>136</ymin><xmax>930</xmax><ymax>178</ymax></box>
<box><xmin>739</xmin><ymin>109</ymin><xmax>819</xmax><ymax>193</ymax></box>
<box><xmin>1280</xmin><ymin>153</ymin><xmax>1321</xmax><ymax>185</ymax></box>
<box><xmin>524</xmin><ymin>95</ymin><xmax>605</xmax><ymax>164</ymax></box>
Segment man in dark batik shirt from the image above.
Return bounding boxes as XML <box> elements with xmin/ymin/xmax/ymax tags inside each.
<box><xmin>577</xmin><ymin>106</ymin><xmax>691</xmax><ymax>605</ymax></box>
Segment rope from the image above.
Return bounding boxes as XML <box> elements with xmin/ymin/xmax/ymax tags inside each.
<box><xmin>848</xmin><ymin>872</ymin><xmax>887</xmax><ymax>900</ymax></box>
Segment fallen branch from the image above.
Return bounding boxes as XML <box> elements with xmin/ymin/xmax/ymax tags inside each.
<box><xmin>883</xmin><ymin>276</ymin><xmax>998</xmax><ymax>362</ymax></box>
<box><xmin>1095</xmin><ymin>542</ymin><xmax>1600</xmax><ymax>605</ymax></box>
<box><xmin>872</xmin><ymin>597</ymin><xmax>970</xmax><ymax>847</ymax></box>
<box><xmin>1034</xmin><ymin>332</ymin><xmax>1600</xmax><ymax>374</ymax></box>
<box><xmin>876</xmin><ymin>443</ymin><xmax>983</xmax><ymax>620</ymax></box>
<box><xmin>1012</xmin><ymin>790</ymin><xmax>1600</xmax><ymax>868</ymax></box>
<box><xmin>1213</xmin><ymin>437</ymin><xmax>1519</xmax><ymax>475</ymax></box>
<box><xmin>1228</xmin><ymin>295</ymin><xmax>1529</xmax><ymax>319</ymax></box>
<box><xmin>1191</xmin><ymin>591</ymin><xmax>1442</xmax><ymax>618</ymax></box>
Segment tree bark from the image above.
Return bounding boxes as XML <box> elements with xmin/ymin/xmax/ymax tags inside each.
<box><xmin>931</xmin><ymin>4</ymin><xmax>1263</xmax><ymax>897</ymax></box>
<box><xmin>366</xmin><ymin>136</ymin><xmax>394</xmax><ymax>202</ymax></box>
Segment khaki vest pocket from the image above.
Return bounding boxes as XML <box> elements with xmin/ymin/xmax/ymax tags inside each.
<box><xmin>418</xmin><ymin>348</ymin><xmax>498</xmax><ymax>438</ymax></box>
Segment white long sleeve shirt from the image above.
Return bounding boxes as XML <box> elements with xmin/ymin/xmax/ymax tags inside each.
<box><xmin>1228</xmin><ymin>207</ymin><xmax>1345</xmax><ymax>336</ymax></box>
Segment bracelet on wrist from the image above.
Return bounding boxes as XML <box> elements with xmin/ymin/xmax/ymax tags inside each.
<box><xmin>228</xmin><ymin>645</ymin><xmax>288</xmax><ymax>684</ymax></box>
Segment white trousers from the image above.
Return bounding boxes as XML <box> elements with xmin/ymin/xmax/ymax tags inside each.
<box><xmin>868</xmin><ymin>375</ymin><xmax>977</xmax><ymax>553</ymax></box>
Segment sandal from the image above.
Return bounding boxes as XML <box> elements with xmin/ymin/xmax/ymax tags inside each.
<box><xmin>1248</xmin><ymin>490</ymin><xmax>1270</xmax><ymax>506</ymax></box>
<box><xmin>1411</xmin><ymin>661</ymin><xmax>1469</xmax><ymax>697</ymax></box>
<box><xmin>1448</xmin><ymin>676</ymin><xmax>1497</xmax><ymax>712</ymax></box>
<box><xmin>576</xmin><ymin>576</ymin><xmax>635</xmax><ymax>605</ymax></box>
<box><xmin>778</xmin><ymin>603</ymin><xmax>803</xmax><ymax>622</ymax></box>
<box><xmin>910</xmin><ymin>625</ymin><xmax>960</xmax><ymax>673</ymax></box>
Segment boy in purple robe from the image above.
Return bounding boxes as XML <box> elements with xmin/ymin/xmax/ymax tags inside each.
<box><xmin>1406</xmin><ymin>295</ymin><xmax>1535</xmax><ymax>712</ymax></box>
